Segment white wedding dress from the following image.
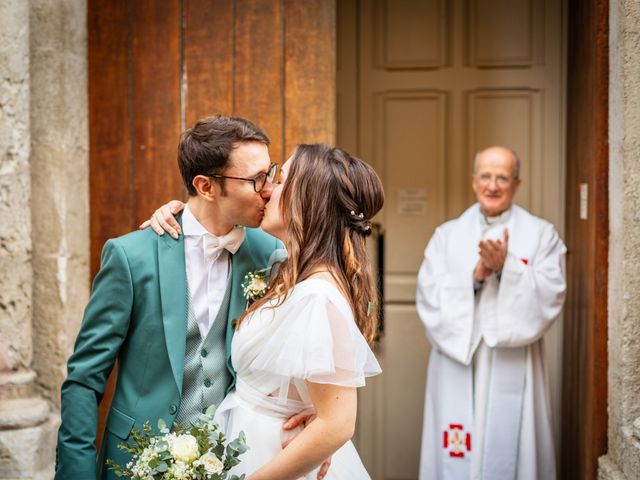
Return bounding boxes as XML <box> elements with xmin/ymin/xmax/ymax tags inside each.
<box><xmin>214</xmin><ymin>278</ymin><xmax>381</xmax><ymax>479</ymax></box>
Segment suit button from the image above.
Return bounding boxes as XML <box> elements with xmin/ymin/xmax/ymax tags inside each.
<box><xmin>201</xmin><ymin>349</ymin><xmax>208</xmax><ymax>358</ymax></box>
<box><xmin>169</xmin><ymin>404</ymin><xmax>177</xmax><ymax>415</ymax></box>
<box><xmin>204</xmin><ymin>378</ymin><xmax>211</xmax><ymax>388</ymax></box>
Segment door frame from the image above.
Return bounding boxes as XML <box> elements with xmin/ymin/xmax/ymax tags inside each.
<box><xmin>561</xmin><ymin>0</ymin><xmax>609</xmax><ymax>478</ymax></box>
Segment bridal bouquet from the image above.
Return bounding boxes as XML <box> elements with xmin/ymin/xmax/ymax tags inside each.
<box><xmin>106</xmin><ymin>405</ymin><xmax>248</xmax><ymax>480</ymax></box>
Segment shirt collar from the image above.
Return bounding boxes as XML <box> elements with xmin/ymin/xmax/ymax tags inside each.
<box><xmin>182</xmin><ymin>203</ymin><xmax>208</xmax><ymax>237</ymax></box>
<box><xmin>182</xmin><ymin>203</ymin><xmax>246</xmax><ymax>255</ymax></box>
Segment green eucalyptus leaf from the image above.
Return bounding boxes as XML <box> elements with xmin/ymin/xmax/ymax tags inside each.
<box><xmin>205</xmin><ymin>404</ymin><xmax>217</xmax><ymax>417</ymax></box>
<box><xmin>155</xmin><ymin>439</ymin><xmax>169</xmax><ymax>451</ymax></box>
<box><xmin>213</xmin><ymin>442</ymin><xmax>225</xmax><ymax>457</ymax></box>
<box><xmin>227</xmin><ymin>432</ymin><xmax>248</xmax><ymax>455</ymax></box>
<box><xmin>159</xmin><ymin>450</ymin><xmax>172</xmax><ymax>461</ymax></box>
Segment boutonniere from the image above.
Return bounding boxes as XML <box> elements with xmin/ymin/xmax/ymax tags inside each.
<box><xmin>241</xmin><ymin>268</ymin><xmax>269</xmax><ymax>303</ymax></box>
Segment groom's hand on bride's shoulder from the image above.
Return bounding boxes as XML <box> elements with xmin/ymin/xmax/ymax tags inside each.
<box><xmin>283</xmin><ymin>409</ymin><xmax>332</xmax><ymax>480</ymax></box>
<box><xmin>139</xmin><ymin>200</ymin><xmax>185</xmax><ymax>239</ymax></box>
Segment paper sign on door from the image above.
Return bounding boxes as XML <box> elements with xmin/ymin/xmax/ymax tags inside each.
<box><xmin>397</xmin><ymin>188</ymin><xmax>427</xmax><ymax>216</ymax></box>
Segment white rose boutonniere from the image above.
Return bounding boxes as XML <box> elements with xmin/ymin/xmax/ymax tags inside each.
<box><xmin>241</xmin><ymin>269</ymin><xmax>269</xmax><ymax>303</ymax></box>
<box><xmin>241</xmin><ymin>249</ymin><xmax>288</xmax><ymax>305</ymax></box>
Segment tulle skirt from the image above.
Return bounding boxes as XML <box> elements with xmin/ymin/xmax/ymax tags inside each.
<box><xmin>216</xmin><ymin>391</ymin><xmax>371</xmax><ymax>480</ymax></box>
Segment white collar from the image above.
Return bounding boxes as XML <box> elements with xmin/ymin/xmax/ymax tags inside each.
<box><xmin>481</xmin><ymin>206</ymin><xmax>512</xmax><ymax>226</ymax></box>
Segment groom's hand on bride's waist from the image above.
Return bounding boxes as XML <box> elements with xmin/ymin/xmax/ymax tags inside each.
<box><xmin>283</xmin><ymin>408</ymin><xmax>315</xmax><ymax>431</ymax></box>
<box><xmin>283</xmin><ymin>409</ymin><xmax>332</xmax><ymax>480</ymax></box>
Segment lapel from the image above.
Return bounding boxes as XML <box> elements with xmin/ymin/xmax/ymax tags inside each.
<box><xmin>158</xmin><ymin>217</ymin><xmax>188</xmax><ymax>393</ymax></box>
<box><xmin>226</xmin><ymin>235</ymin><xmax>256</xmax><ymax>354</ymax></box>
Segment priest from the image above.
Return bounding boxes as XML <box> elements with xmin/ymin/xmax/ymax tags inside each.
<box><xmin>416</xmin><ymin>146</ymin><xmax>566</xmax><ymax>480</ymax></box>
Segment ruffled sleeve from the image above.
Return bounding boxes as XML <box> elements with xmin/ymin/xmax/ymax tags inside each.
<box><xmin>247</xmin><ymin>286</ymin><xmax>381</xmax><ymax>391</ymax></box>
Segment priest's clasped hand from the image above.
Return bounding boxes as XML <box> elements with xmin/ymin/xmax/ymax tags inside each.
<box><xmin>474</xmin><ymin>228</ymin><xmax>509</xmax><ymax>282</ymax></box>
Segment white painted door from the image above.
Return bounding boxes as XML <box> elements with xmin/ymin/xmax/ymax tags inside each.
<box><xmin>338</xmin><ymin>1</ymin><xmax>566</xmax><ymax>478</ymax></box>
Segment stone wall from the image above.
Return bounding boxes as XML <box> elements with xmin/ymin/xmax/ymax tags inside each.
<box><xmin>30</xmin><ymin>0</ymin><xmax>89</xmax><ymax>408</ymax></box>
<box><xmin>599</xmin><ymin>0</ymin><xmax>640</xmax><ymax>478</ymax></box>
<box><xmin>0</xmin><ymin>1</ymin><xmax>88</xmax><ymax>478</ymax></box>
<box><xmin>0</xmin><ymin>0</ymin><xmax>32</xmax><ymax>380</ymax></box>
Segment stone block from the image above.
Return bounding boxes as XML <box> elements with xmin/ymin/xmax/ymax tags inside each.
<box><xmin>0</xmin><ymin>370</ymin><xmax>36</xmax><ymax>401</ymax></box>
<box><xmin>0</xmin><ymin>404</ymin><xmax>57</xmax><ymax>479</ymax></box>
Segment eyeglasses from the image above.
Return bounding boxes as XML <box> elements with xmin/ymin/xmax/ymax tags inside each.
<box><xmin>209</xmin><ymin>163</ymin><xmax>278</xmax><ymax>193</ymax></box>
<box><xmin>475</xmin><ymin>172</ymin><xmax>517</xmax><ymax>187</ymax></box>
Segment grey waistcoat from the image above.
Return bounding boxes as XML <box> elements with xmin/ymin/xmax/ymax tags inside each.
<box><xmin>174</xmin><ymin>271</ymin><xmax>233</xmax><ymax>426</ymax></box>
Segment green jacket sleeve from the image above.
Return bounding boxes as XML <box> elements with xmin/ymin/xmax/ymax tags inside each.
<box><xmin>55</xmin><ymin>239</ymin><xmax>134</xmax><ymax>479</ymax></box>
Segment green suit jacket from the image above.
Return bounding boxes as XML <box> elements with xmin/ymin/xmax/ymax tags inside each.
<box><xmin>55</xmin><ymin>222</ymin><xmax>279</xmax><ymax>479</ymax></box>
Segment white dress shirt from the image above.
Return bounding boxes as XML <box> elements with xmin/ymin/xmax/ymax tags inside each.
<box><xmin>182</xmin><ymin>204</ymin><xmax>244</xmax><ymax>338</ymax></box>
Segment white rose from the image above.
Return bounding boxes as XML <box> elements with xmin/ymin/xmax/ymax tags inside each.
<box><xmin>169</xmin><ymin>434</ymin><xmax>200</xmax><ymax>463</ymax></box>
<box><xmin>198</xmin><ymin>452</ymin><xmax>224</xmax><ymax>475</ymax></box>
<box><xmin>250</xmin><ymin>276</ymin><xmax>267</xmax><ymax>291</ymax></box>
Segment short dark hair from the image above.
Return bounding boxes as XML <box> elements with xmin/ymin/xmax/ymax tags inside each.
<box><xmin>178</xmin><ymin>115</ymin><xmax>270</xmax><ymax>195</ymax></box>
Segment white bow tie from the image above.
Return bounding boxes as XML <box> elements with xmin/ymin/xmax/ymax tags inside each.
<box><xmin>201</xmin><ymin>227</ymin><xmax>245</xmax><ymax>263</ymax></box>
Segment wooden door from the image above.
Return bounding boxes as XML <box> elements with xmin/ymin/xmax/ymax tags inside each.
<box><xmin>88</xmin><ymin>0</ymin><xmax>335</xmax><ymax>448</ymax></box>
<box><xmin>561</xmin><ymin>0</ymin><xmax>609</xmax><ymax>478</ymax></box>
<box><xmin>338</xmin><ymin>1</ymin><xmax>566</xmax><ymax>478</ymax></box>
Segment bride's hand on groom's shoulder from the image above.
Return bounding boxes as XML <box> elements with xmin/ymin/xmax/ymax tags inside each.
<box><xmin>139</xmin><ymin>200</ymin><xmax>185</xmax><ymax>239</ymax></box>
<box><xmin>282</xmin><ymin>409</ymin><xmax>332</xmax><ymax>480</ymax></box>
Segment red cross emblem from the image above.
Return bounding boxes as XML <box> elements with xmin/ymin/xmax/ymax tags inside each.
<box><xmin>443</xmin><ymin>424</ymin><xmax>471</xmax><ymax>458</ymax></box>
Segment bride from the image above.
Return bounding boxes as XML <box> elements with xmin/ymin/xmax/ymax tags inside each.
<box><xmin>151</xmin><ymin>144</ymin><xmax>384</xmax><ymax>479</ymax></box>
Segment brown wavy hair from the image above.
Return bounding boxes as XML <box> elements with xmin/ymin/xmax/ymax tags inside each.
<box><xmin>238</xmin><ymin>144</ymin><xmax>384</xmax><ymax>343</ymax></box>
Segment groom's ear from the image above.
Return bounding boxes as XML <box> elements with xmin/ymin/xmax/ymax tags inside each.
<box><xmin>192</xmin><ymin>175</ymin><xmax>218</xmax><ymax>201</ymax></box>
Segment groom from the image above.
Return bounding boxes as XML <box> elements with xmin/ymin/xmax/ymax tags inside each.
<box><xmin>55</xmin><ymin>115</ymin><xmax>280</xmax><ymax>479</ymax></box>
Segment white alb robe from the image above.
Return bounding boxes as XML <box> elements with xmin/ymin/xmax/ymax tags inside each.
<box><xmin>416</xmin><ymin>204</ymin><xmax>566</xmax><ymax>480</ymax></box>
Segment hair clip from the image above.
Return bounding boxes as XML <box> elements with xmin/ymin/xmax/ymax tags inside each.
<box><xmin>367</xmin><ymin>301</ymin><xmax>376</xmax><ymax>316</ymax></box>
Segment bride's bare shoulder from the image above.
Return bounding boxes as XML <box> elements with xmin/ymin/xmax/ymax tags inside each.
<box><xmin>306</xmin><ymin>271</ymin><xmax>335</xmax><ymax>284</ymax></box>
<box><xmin>302</xmin><ymin>271</ymin><xmax>350</xmax><ymax>301</ymax></box>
